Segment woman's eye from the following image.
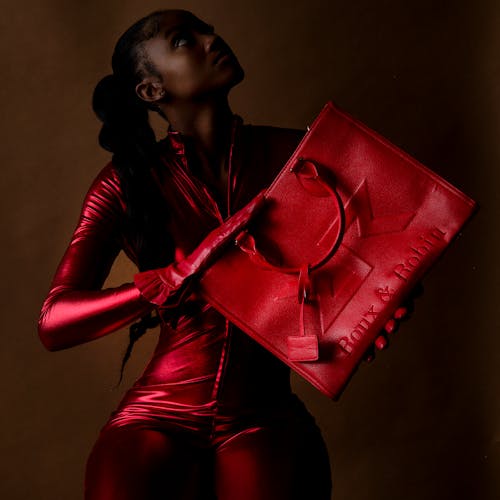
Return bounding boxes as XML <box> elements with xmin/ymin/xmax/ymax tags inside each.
<box><xmin>173</xmin><ymin>32</ymin><xmax>192</xmax><ymax>48</ymax></box>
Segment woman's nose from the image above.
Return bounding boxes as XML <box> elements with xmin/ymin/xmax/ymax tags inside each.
<box><xmin>203</xmin><ymin>33</ymin><xmax>224</xmax><ymax>54</ymax></box>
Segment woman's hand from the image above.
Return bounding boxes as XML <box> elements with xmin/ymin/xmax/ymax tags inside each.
<box><xmin>134</xmin><ymin>191</ymin><xmax>267</xmax><ymax>307</ymax></box>
<box><xmin>363</xmin><ymin>282</ymin><xmax>424</xmax><ymax>362</ymax></box>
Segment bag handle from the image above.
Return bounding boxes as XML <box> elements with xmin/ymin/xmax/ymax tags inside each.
<box><xmin>235</xmin><ymin>158</ymin><xmax>345</xmax><ymax>362</ymax></box>
<box><xmin>235</xmin><ymin>157</ymin><xmax>345</xmax><ymax>274</ymax></box>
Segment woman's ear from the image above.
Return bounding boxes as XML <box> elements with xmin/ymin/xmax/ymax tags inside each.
<box><xmin>135</xmin><ymin>78</ymin><xmax>166</xmax><ymax>104</ymax></box>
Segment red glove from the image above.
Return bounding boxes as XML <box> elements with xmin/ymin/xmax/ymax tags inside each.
<box><xmin>134</xmin><ymin>191</ymin><xmax>267</xmax><ymax>307</ymax></box>
<box><xmin>364</xmin><ymin>283</ymin><xmax>424</xmax><ymax>362</ymax></box>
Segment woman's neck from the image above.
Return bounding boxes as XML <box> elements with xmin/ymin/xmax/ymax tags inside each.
<box><xmin>159</xmin><ymin>97</ymin><xmax>235</xmax><ymax>193</ymax></box>
<box><xmin>160</xmin><ymin>97</ymin><xmax>233</xmax><ymax>159</ymax></box>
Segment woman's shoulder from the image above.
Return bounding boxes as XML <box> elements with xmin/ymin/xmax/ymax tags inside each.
<box><xmin>79</xmin><ymin>161</ymin><xmax>126</xmax><ymax>222</ymax></box>
<box><xmin>89</xmin><ymin>160</ymin><xmax>122</xmax><ymax>190</ymax></box>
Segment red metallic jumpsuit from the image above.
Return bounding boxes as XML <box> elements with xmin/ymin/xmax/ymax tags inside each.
<box><xmin>38</xmin><ymin>114</ymin><xmax>332</xmax><ymax>499</ymax></box>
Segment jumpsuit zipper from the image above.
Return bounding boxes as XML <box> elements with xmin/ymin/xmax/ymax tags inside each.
<box><xmin>208</xmin><ymin>119</ymin><xmax>237</xmax><ymax>437</ymax></box>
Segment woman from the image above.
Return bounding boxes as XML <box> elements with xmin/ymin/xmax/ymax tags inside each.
<box><xmin>38</xmin><ymin>9</ymin><xmax>406</xmax><ymax>499</ymax></box>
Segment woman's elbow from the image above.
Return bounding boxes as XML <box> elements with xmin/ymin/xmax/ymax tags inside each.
<box><xmin>38</xmin><ymin>317</ymin><xmax>64</xmax><ymax>352</ymax></box>
<box><xmin>37</xmin><ymin>303</ymin><xmax>71</xmax><ymax>352</ymax></box>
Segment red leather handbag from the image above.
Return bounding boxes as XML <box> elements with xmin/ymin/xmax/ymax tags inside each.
<box><xmin>198</xmin><ymin>101</ymin><xmax>478</xmax><ymax>399</ymax></box>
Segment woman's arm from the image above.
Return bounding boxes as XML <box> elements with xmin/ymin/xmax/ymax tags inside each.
<box><xmin>38</xmin><ymin>163</ymin><xmax>155</xmax><ymax>352</ymax></box>
<box><xmin>38</xmin><ymin>161</ymin><xmax>266</xmax><ymax>352</ymax></box>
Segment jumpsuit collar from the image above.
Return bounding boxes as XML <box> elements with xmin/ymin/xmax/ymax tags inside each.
<box><xmin>160</xmin><ymin>114</ymin><xmax>244</xmax><ymax>221</ymax></box>
<box><xmin>164</xmin><ymin>114</ymin><xmax>243</xmax><ymax>166</ymax></box>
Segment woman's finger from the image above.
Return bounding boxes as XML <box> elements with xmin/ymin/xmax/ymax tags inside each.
<box><xmin>384</xmin><ymin>318</ymin><xmax>398</xmax><ymax>334</ymax></box>
<box><xmin>374</xmin><ymin>334</ymin><xmax>388</xmax><ymax>350</ymax></box>
<box><xmin>393</xmin><ymin>307</ymin><xmax>408</xmax><ymax>320</ymax></box>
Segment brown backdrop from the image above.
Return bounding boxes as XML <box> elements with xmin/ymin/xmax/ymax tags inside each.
<box><xmin>1</xmin><ymin>0</ymin><xmax>498</xmax><ymax>498</ymax></box>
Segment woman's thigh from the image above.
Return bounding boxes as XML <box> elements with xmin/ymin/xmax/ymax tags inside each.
<box><xmin>213</xmin><ymin>418</ymin><xmax>332</xmax><ymax>500</ymax></box>
<box><xmin>84</xmin><ymin>425</ymin><xmax>215</xmax><ymax>500</ymax></box>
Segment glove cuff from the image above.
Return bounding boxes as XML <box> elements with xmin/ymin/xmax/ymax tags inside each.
<box><xmin>133</xmin><ymin>269</ymin><xmax>181</xmax><ymax>306</ymax></box>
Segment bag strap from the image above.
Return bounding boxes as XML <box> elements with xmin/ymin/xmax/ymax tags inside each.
<box><xmin>235</xmin><ymin>157</ymin><xmax>345</xmax><ymax>274</ymax></box>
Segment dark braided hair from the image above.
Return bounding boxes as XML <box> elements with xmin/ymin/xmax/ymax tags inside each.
<box><xmin>92</xmin><ymin>10</ymin><xmax>177</xmax><ymax>385</ymax></box>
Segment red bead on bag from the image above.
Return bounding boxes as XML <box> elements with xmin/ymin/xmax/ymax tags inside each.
<box><xmin>198</xmin><ymin>101</ymin><xmax>478</xmax><ymax>399</ymax></box>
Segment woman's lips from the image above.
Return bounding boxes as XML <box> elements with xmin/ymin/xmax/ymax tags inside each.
<box><xmin>213</xmin><ymin>50</ymin><xmax>232</xmax><ymax>64</ymax></box>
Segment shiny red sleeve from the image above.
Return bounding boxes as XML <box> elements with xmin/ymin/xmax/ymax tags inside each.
<box><xmin>38</xmin><ymin>163</ymin><xmax>155</xmax><ymax>351</ymax></box>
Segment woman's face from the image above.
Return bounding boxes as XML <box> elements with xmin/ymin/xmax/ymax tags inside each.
<box><xmin>140</xmin><ymin>11</ymin><xmax>244</xmax><ymax>102</ymax></box>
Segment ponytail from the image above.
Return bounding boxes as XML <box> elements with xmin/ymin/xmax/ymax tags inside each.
<box><xmin>92</xmin><ymin>11</ymin><xmax>176</xmax><ymax>384</ymax></box>
<box><xmin>92</xmin><ymin>74</ymin><xmax>157</xmax><ymax>162</ymax></box>
<box><xmin>113</xmin><ymin>310</ymin><xmax>161</xmax><ymax>388</ymax></box>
